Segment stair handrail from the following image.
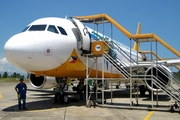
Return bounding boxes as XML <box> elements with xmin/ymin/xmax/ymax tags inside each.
<box><xmin>153</xmin><ymin>76</ymin><xmax>180</xmax><ymax>103</ymax></box>
<box><xmin>103</xmin><ymin>52</ymin><xmax>131</xmax><ymax>78</ymax></box>
<box><xmin>102</xmin><ymin>40</ymin><xmax>138</xmax><ymax>67</ymax></box>
<box><xmin>155</xmin><ymin>64</ymin><xmax>180</xmax><ymax>87</ymax></box>
<box><xmin>111</xmin><ymin>40</ymin><xmax>138</xmax><ymax>65</ymax></box>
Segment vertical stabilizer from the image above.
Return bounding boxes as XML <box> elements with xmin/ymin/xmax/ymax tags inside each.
<box><xmin>133</xmin><ymin>22</ymin><xmax>141</xmax><ymax>51</ymax></box>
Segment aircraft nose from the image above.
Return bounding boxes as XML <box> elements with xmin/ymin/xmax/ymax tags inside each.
<box><xmin>4</xmin><ymin>33</ymin><xmax>34</xmax><ymax>70</ymax></box>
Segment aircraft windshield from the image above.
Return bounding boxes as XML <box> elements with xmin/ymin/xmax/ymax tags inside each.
<box><xmin>28</xmin><ymin>25</ymin><xmax>47</xmax><ymax>31</ymax></box>
<box><xmin>22</xmin><ymin>24</ymin><xmax>68</xmax><ymax>35</ymax></box>
<box><xmin>47</xmin><ymin>25</ymin><xmax>59</xmax><ymax>34</ymax></box>
<box><xmin>22</xmin><ymin>26</ymin><xmax>30</xmax><ymax>32</ymax></box>
<box><xmin>57</xmin><ymin>26</ymin><xmax>67</xmax><ymax>35</ymax></box>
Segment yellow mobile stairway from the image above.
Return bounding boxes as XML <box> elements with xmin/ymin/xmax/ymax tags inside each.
<box><xmin>73</xmin><ymin>14</ymin><xmax>180</xmax><ymax>110</ymax></box>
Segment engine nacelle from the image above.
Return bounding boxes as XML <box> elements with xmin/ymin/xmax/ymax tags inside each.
<box><xmin>144</xmin><ymin>65</ymin><xmax>171</xmax><ymax>92</ymax></box>
<box><xmin>29</xmin><ymin>74</ymin><xmax>58</xmax><ymax>89</ymax></box>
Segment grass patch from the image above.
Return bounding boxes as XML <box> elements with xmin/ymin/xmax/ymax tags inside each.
<box><xmin>0</xmin><ymin>78</ymin><xmax>28</xmax><ymax>83</ymax></box>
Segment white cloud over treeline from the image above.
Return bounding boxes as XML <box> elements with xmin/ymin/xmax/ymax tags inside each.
<box><xmin>0</xmin><ymin>57</ymin><xmax>9</xmax><ymax>64</ymax></box>
<box><xmin>0</xmin><ymin>57</ymin><xmax>25</xmax><ymax>74</ymax></box>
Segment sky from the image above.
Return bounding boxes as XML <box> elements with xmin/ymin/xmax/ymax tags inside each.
<box><xmin>0</xmin><ymin>0</ymin><xmax>180</xmax><ymax>74</ymax></box>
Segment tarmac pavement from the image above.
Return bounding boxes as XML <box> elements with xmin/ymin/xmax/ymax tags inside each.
<box><xmin>0</xmin><ymin>82</ymin><xmax>180</xmax><ymax>120</ymax></box>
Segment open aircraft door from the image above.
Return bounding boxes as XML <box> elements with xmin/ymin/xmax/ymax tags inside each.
<box><xmin>71</xmin><ymin>18</ymin><xmax>91</xmax><ymax>52</ymax></box>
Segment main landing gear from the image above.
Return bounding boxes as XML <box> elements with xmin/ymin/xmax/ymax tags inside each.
<box><xmin>54</xmin><ymin>92</ymin><xmax>69</xmax><ymax>104</ymax></box>
<box><xmin>54</xmin><ymin>77</ymin><xmax>69</xmax><ymax>104</ymax></box>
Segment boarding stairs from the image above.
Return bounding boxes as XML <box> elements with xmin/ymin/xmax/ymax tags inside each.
<box><xmin>102</xmin><ymin>39</ymin><xmax>138</xmax><ymax>78</ymax></box>
<box><xmin>101</xmin><ymin>39</ymin><xmax>180</xmax><ymax>104</ymax></box>
<box><xmin>103</xmin><ymin>52</ymin><xmax>130</xmax><ymax>78</ymax></box>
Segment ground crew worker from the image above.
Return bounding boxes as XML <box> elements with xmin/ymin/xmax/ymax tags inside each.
<box><xmin>15</xmin><ymin>78</ymin><xmax>27</xmax><ymax>110</ymax></box>
<box><xmin>77</xmin><ymin>78</ymin><xmax>84</xmax><ymax>100</ymax></box>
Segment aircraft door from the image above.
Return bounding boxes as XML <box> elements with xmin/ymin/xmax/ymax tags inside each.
<box><xmin>71</xmin><ymin>18</ymin><xmax>91</xmax><ymax>51</ymax></box>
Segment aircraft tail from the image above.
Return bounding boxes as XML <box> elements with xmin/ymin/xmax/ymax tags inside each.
<box><xmin>133</xmin><ymin>22</ymin><xmax>141</xmax><ymax>51</ymax></box>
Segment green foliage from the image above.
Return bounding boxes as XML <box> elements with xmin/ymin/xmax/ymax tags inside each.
<box><xmin>3</xmin><ymin>71</ymin><xmax>8</xmax><ymax>78</ymax></box>
<box><xmin>172</xmin><ymin>71</ymin><xmax>180</xmax><ymax>81</ymax></box>
<box><xmin>178</xmin><ymin>71</ymin><xmax>180</xmax><ymax>76</ymax></box>
<box><xmin>1</xmin><ymin>71</ymin><xmax>25</xmax><ymax>79</ymax></box>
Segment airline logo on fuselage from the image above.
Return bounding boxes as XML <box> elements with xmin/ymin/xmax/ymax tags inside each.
<box><xmin>69</xmin><ymin>56</ymin><xmax>77</xmax><ymax>63</ymax></box>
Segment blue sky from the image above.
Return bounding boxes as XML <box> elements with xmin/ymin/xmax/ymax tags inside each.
<box><xmin>0</xmin><ymin>0</ymin><xmax>180</xmax><ymax>74</ymax></box>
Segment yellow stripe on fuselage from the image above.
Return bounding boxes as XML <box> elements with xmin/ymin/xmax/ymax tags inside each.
<box><xmin>32</xmin><ymin>49</ymin><xmax>122</xmax><ymax>78</ymax></box>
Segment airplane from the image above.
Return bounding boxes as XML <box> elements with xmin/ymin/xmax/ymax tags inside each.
<box><xmin>4</xmin><ymin>14</ymin><xmax>180</xmax><ymax>104</ymax></box>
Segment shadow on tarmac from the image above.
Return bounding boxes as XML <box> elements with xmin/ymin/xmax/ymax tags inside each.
<box><xmin>2</xmin><ymin>89</ymin><xmax>87</xmax><ymax>112</ymax></box>
<box><xmin>2</xmin><ymin>88</ymin><xmax>171</xmax><ymax>112</ymax></box>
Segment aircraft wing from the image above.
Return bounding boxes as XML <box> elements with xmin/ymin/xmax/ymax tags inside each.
<box><xmin>160</xmin><ymin>59</ymin><xmax>180</xmax><ymax>66</ymax></box>
<box><xmin>27</xmin><ymin>89</ymin><xmax>79</xmax><ymax>95</ymax></box>
<box><xmin>122</xmin><ymin>59</ymin><xmax>180</xmax><ymax>72</ymax></box>
<box><xmin>138</xmin><ymin>59</ymin><xmax>180</xmax><ymax>67</ymax></box>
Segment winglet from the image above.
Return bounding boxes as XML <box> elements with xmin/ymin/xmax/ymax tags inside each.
<box><xmin>133</xmin><ymin>22</ymin><xmax>141</xmax><ymax>51</ymax></box>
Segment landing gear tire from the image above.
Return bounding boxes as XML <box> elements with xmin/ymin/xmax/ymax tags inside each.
<box><xmin>140</xmin><ymin>85</ymin><xmax>146</xmax><ymax>96</ymax></box>
<box><xmin>61</xmin><ymin>93</ymin><xmax>69</xmax><ymax>103</ymax></box>
<box><xmin>54</xmin><ymin>92</ymin><xmax>69</xmax><ymax>104</ymax></box>
<box><xmin>54</xmin><ymin>92</ymin><xmax>61</xmax><ymax>103</ymax></box>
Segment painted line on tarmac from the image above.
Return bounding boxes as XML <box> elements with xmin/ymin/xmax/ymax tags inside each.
<box><xmin>0</xmin><ymin>93</ymin><xmax>2</xmax><ymax>99</ymax></box>
<box><xmin>144</xmin><ymin>111</ymin><xmax>154</xmax><ymax>120</ymax></box>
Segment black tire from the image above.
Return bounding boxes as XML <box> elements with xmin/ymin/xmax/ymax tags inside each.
<box><xmin>140</xmin><ymin>85</ymin><xmax>146</xmax><ymax>96</ymax></box>
<box><xmin>61</xmin><ymin>93</ymin><xmax>69</xmax><ymax>103</ymax></box>
<box><xmin>54</xmin><ymin>92</ymin><xmax>61</xmax><ymax>103</ymax></box>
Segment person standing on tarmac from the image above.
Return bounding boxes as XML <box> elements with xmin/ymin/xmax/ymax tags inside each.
<box><xmin>77</xmin><ymin>78</ymin><xmax>84</xmax><ymax>100</ymax></box>
<box><xmin>15</xmin><ymin>78</ymin><xmax>27</xmax><ymax>110</ymax></box>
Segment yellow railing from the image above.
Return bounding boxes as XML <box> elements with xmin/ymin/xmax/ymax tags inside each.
<box><xmin>73</xmin><ymin>14</ymin><xmax>180</xmax><ymax>58</ymax></box>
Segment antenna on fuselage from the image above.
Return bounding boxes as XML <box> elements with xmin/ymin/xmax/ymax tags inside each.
<box><xmin>65</xmin><ymin>15</ymin><xmax>68</xmax><ymax>19</ymax></box>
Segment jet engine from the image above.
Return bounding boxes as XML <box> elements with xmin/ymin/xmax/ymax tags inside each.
<box><xmin>29</xmin><ymin>74</ymin><xmax>58</xmax><ymax>89</ymax></box>
<box><xmin>144</xmin><ymin>65</ymin><xmax>171</xmax><ymax>92</ymax></box>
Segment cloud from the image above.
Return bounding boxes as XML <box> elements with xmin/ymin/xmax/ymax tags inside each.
<box><xmin>0</xmin><ymin>57</ymin><xmax>26</xmax><ymax>75</ymax></box>
<box><xmin>0</xmin><ymin>57</ymin><xmax>9</xmax><ymax>64</ymax></box>
<box><xmin>0</xmin><ymin>57</ymin><xmax>9</xmax><ymax>72</ymax></box>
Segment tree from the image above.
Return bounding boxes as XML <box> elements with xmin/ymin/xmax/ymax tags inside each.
<box><xmin>0</xmin><ymin>73</ymin><xmax>1</xmax><ymax>78</ymax></box>
<box><xmin>12</xmin><ymin>72</ymin><xmax>17</xmax><ymax>78</ymax></box>
<box><xmin>3</xmin><ymin>71</ymin><xmax>8</xmax><ymax>78</ymax></box>
<box><xmin>27</xmin><ymin>73</ymin><xmax>30</xmax><ymax>78</ymax></box>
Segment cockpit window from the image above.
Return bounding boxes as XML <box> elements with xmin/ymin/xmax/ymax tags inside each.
<box><xmin>57</xmin><ymin>26</ymin><xmax>67</xmax><ymax>35</ymax></box>
<box><xmin>47</xmin><ymin>25</ymin><xmax>59</xmax><ymax>34</ymax></box>
<box><xmin>28</xmin><ymin>25</ymin><xmax>46</xmax><ymax>31</ymax></box>
<box><xmin>22</xmin><ymin>26</ymin><xmax>30</xmax><ymax>32</ymax></box>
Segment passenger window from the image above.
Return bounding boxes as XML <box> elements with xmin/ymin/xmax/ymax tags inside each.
<box><xmin>57</xmin><ymin>26</ymin><xmax>67</xmax><ymax>35</ymax></box>
<box><xmin>47</xmin><ymin>25</ymin><xmax>59</xmax><ymax>34</ymax></box>
<box><xmin>28</xmin><ymin>25</ymin><xmax>46</xmax><ymax>31</ymax></box>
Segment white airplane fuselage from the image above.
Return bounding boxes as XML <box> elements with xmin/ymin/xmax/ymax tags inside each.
<box><xmin>4</xmin><ymin>17</ymin><xmax>142</xmax><ymax>78</ymax></box>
